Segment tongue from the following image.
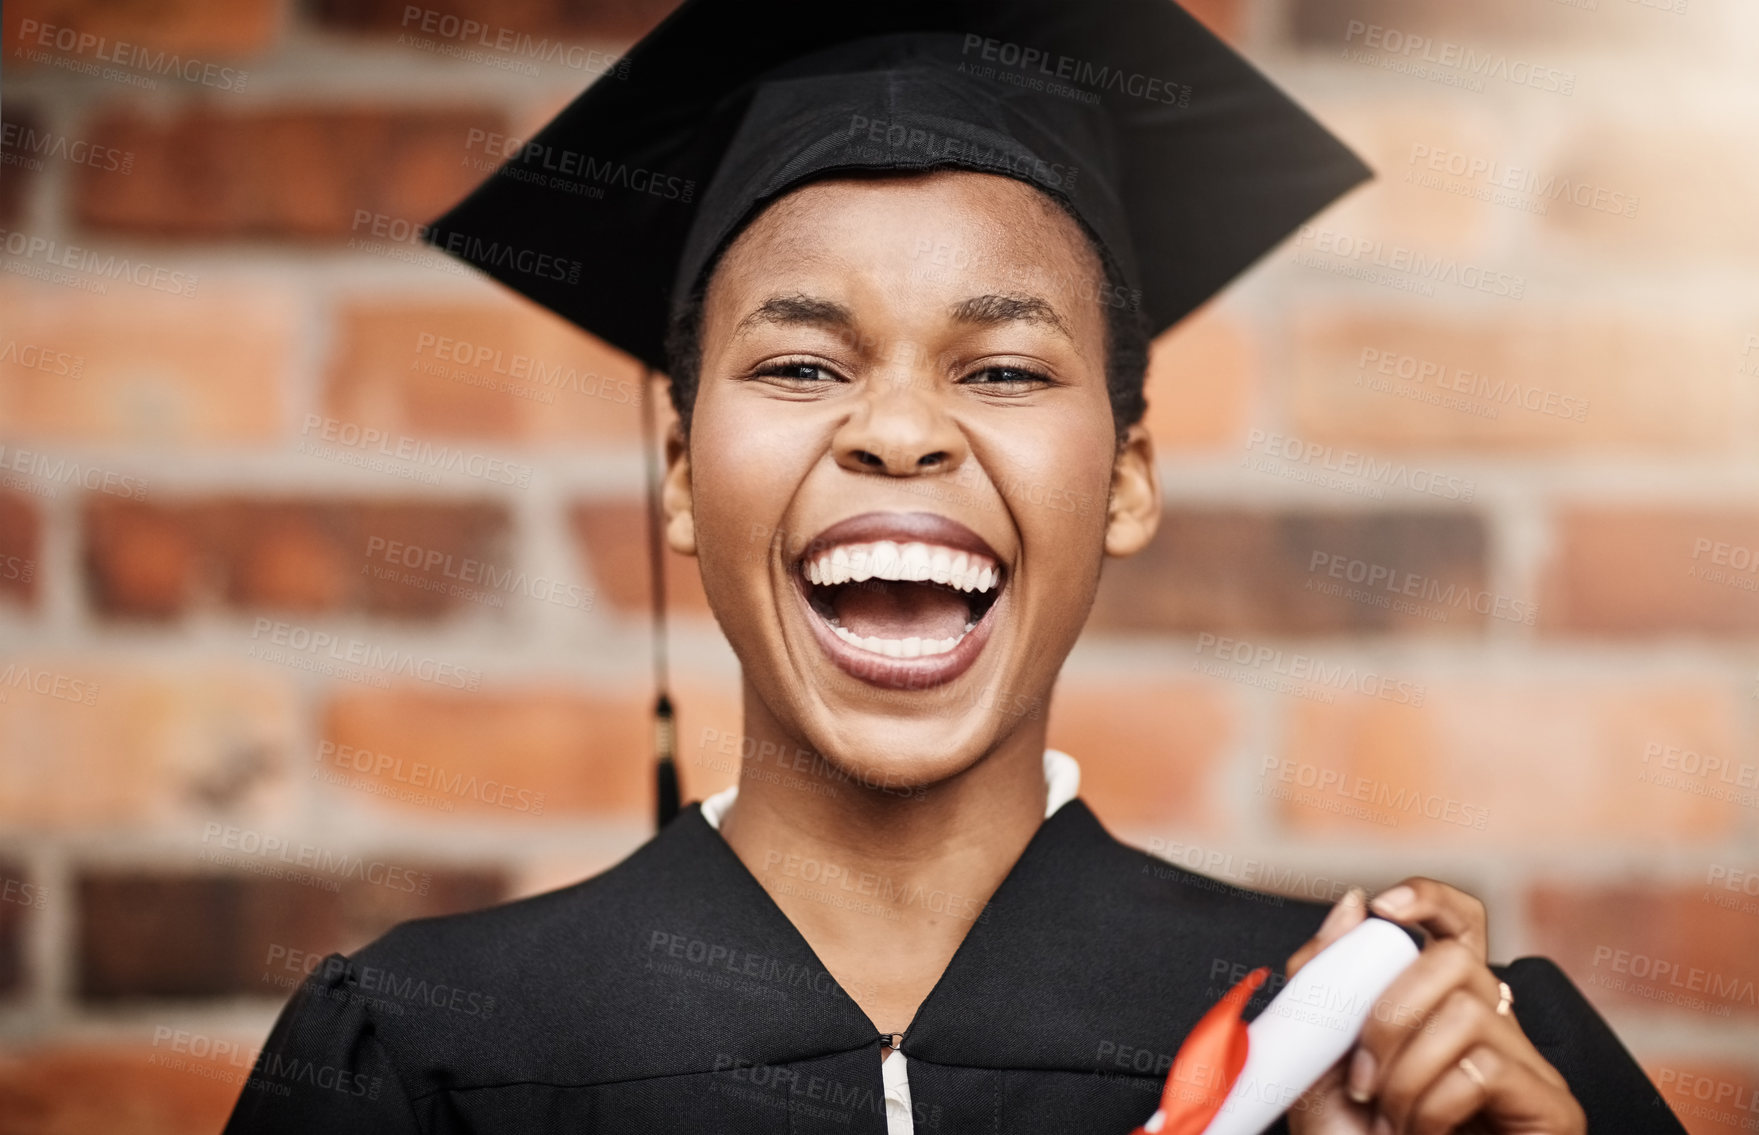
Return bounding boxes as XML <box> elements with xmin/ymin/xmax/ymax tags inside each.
<box><xmin>831</xmin><ymin>580</ymin><xmax>971</xmax><ymax>642</ymax></box>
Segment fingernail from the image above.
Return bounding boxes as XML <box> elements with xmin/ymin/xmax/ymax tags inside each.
<box><xmin>1347</xmin><ymin>1047</ymin><xmax>1377</xmax><ymax>1103</ymax></box>
<box><xmin>1371</xmin><ymin>1114</ymin><xmax>1394</xmax><ymax>1135</ymax></box>
<box><xmin>1370</xmin><ymin>885</ymin><xmax>1415</xmax><ymax>918</ymax></box>
<box><xmin>1319</xmin><ymin>887</ymin><xmax>1365</xmax><ymax>936</ymax></box>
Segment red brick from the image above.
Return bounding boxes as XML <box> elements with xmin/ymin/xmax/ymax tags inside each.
<box><xmin>321</xmin><ymin>679</ymin><xmax>746</xmax><ymax>819</ymax></box>
<box><xmin>1047</xmin><ymin>676</ymin><xmax>1234</xmax><ymax>831</ymax></box>
<box><xmin>1286</xmin><ymin>0</ymin><xmax>1710</xmax><ymax>49</ymax></box>
<box><xmin>1089</xmin><ymin>509</ymin><xmax>1490</xmax><ymax>636</ymax></box>
<box><xmin>1295</xmin><ymin>97</ymin><xmax>1507</xmax><ymax>258</ymax></box>
<box><xmin>0</xmin><ymin>861</ymin><xmax>33</xmax><ymax>997</ymax></box>
<box><xmin>1540</xmin><ymin>117</ymin><xmax>1759</xmax><ymax>265</ymax></box>
<box><xmin>73</xmin><ymin>104</ymin><xmax>507</xmax><ymax>239</ymax></box>
<box><xmin>324</xmin><ymin>298</ymin><xmax>647</xmax><ymax>444</ymax></box>
<box><xmin>568</xmin><ymin>499</ymin><xmax>712</xmax><ymax>618</ymax></box>
<box><xmin>1527</xmin><ymin>882</ymin><xmax>1759</xmax><ymax>1022</ymax></box>
<box><xmin>1177</xmin><ymin>0</ymin><xmax>1245</xmax><ymax>45</ymax></box>
<box><xmin>1642</xmin><ymin>1060</ymin><xmax>1759</xmax><ymax>1135</ymax></box>
<box><xmin>0</xmin><ymin>492</ymin><xmax>40</xmax><ymax>609</ymax></box>
<box><xmin>1539</xmin><ymin>510</ymin><xmax>1759</xmax><ymax>638</ymax></box>
<box><xmin>4</xmin><ymin>0</ymin><xmax>280</xmax><ymax>61</ymax></box>
<box><xmin>1141</xmin><ymin>304</ymin><xmax>1256</xmax><ymax>452</ymax></box>
<box><xmin>0</xmin><ymin>1043</ymin><xmax>247</xmax><ymax>1135</ymax></box>
<box><xmin>77</xmin><ymin>868</ymin><xmax>504</xmax><ymax>1000</ymax></box>
<box><xmin>82</xmin><ymin>497</ymin><xmax>513</xmax><ymax>619</ymax></box>
<box><xmin>1280</xmin><ymin>682</ymin><xmax>1746</xmax><ymax>844</ymax></box>
<box><xmin>308</xmin><ymin>0</ymin><xmax>680</xmax><ymax>43</ymax></box>
<box><xmin>0</xmin><ymin>282</ymin><xmax>292</xmax><ymax>444</ymax></box>
<box><xmin>1289</xmin><ymin>307</ymin><xmax>1738</xmax><ymax>453</ymax></box>
<box><xmin>0</xmin><ymin>666</ymin><xmax>296</xmax><ymax>829</ymax></box>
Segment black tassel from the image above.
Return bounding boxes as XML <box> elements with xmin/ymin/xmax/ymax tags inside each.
<box><xmin>654</xmin><ymin>692</ymin><xmax>679</xmax><ymax>827</ymax></box>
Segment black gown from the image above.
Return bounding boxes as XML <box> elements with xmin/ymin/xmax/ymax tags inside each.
<box><xmin>220</xmin><ymin>798</ymin><xmax>1685</xmax><ymax>1133</ymax></box>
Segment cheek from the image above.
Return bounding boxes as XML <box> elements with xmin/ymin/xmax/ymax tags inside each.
<box><xmin>688</xmin><ymin>388</ymin><xmax>818</xmax><ymax>586</ymax></box>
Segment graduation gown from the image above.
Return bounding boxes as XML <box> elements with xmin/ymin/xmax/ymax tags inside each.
<box><xmin>221</xmin><ymin>798</ymin><xmax>1685</xmax><ymax>1134</ymax></box>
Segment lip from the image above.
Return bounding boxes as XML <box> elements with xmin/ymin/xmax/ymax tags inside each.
<box><xmin>789</xmin><ymin>511</ymin><xmax>1008</xmax><ymax>691</ymax></box>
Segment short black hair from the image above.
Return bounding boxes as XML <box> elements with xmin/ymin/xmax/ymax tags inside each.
<box><xmin>663</xmin><ymin>181</ymin><xmax>1151</xmax><ymax>445</ymax></box>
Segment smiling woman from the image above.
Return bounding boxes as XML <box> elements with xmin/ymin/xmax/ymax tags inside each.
<box><xmin>220</xmin><ymin>2</ymin><xmax>1685</xmax><ymax>1135</ymax></box>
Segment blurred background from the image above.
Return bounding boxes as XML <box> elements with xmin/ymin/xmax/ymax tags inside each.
<box><xmin>2</xmin><ymin>0</ymin><xmax>1757</xmax><ymax>1131</ymax></box>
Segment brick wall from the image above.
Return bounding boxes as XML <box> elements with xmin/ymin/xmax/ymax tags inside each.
<box><xmin>3</xmin><ymin>0</ymin><xmax>1757</xmax><ymax>1130</ymax></box>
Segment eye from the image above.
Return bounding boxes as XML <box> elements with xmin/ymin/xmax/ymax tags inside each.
<box><xmin>959</xmin><ymin>365</ymin><xmax>1054</xmax><ymax>389</ymax></box>
<box><xmin>753</xmin><ymin>359</ymin><xmax>843</xmax><ymax>386</ymax></box>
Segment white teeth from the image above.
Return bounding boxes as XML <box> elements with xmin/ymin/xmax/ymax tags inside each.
<box><xmin>802</xmin><ymin>540</ymin><xmax>1000</xmax><ymax>594</ymax></box>
<box><xmin>830</xmin><ymin>624</ymin><xmax>964</xmax><ymax>657</ymax></box>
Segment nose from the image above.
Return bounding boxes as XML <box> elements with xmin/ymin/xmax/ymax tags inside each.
<box><xmin>831</xmin><ymin>373</ymin><xmax>970</xmax><ymax>477</ymax></box>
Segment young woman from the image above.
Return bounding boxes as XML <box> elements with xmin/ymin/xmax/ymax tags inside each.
<box><xmin>224</xmin><ymin>2</ymin><xmax>1682</xmax><ymax>1132</ymax></box>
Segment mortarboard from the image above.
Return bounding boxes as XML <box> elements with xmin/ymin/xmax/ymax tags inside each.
<box><xmin>424</xmin><ymin>0</ymin><xmax>1372</xmax><ymax>829</ymax></box>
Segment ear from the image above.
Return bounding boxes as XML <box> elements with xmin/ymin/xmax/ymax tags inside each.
<box><xmin>1104</xmin><ymin>422</ymin><xmax>1160</xmax><ymax>558</ymax></box>
<box><xmin>661</xmin><ymin>417</ymin><xmax>697</xmax><ymax>557</ymax></box>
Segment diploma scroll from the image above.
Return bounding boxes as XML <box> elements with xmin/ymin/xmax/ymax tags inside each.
<box><xmin>1132</xmin><ymin>917</ymin><xmax>1422</xmax><ymax>1135</ymax></box>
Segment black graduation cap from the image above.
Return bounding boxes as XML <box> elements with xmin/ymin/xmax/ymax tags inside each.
<box><xmin>424</xmin><ymin>0</ymin><xmax>1371</xmax><ymax>829</ymax></box>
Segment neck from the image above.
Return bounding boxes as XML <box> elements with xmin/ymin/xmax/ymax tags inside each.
<box><xmin>718</xmin><ymin>680</ymin><xmax>1051</xmax><ymax>1033</ymax></box>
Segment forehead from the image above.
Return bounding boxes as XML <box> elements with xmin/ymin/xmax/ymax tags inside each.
<box><xmin>706</xmin><ymin>170</ymin><xmax>1106</xmax><ymax>314</ymax></box>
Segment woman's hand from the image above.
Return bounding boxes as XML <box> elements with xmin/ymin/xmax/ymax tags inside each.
<box><xmin>1284</xmin><ymin>879</ymin><xmax>1586</xmax><ymax>1135</ymax></box>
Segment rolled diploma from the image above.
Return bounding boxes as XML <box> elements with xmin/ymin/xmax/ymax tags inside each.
<box><xmin>1201</xmin><ymin>917</ymin><xmax>1421</xmax><ymax>1135</ymax></box>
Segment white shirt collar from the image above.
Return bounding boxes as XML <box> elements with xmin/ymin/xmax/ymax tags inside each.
<box><xmin>699</xmin><ymin>748</ymin><xmax>1079</xmax><ymax>831</ymax></box>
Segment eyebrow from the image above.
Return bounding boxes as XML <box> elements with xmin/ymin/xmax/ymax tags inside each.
<box><xmin>730</xmin><ymin>290</ymin><xmax>1074</xmax><ymax>344</ymax></box>
<box><xmin>733</xmin><ymin>294</ymin><xmax>857</xmax><ymax>338</ymax></box>
<box><xmin>948</xmin><ymin>292</ymin><xmax>1072</xmax><ymax>341</ymax></box>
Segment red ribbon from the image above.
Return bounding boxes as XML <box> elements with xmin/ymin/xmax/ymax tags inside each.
<box><xmin>1129</xmin><ymin>966</ymin><xmax>1268</xmax><ymax>1135</ymax></box>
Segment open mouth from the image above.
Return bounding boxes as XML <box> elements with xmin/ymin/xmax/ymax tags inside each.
<box><xmin>788</xmin><ymin>512</ymin><xmax>1008</xmax><ymax>690</ymax></box>
<box><xmin>800</xmin><ymin>541</ymin><xmax>1002</xmax><ymax>658</ymax></box>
